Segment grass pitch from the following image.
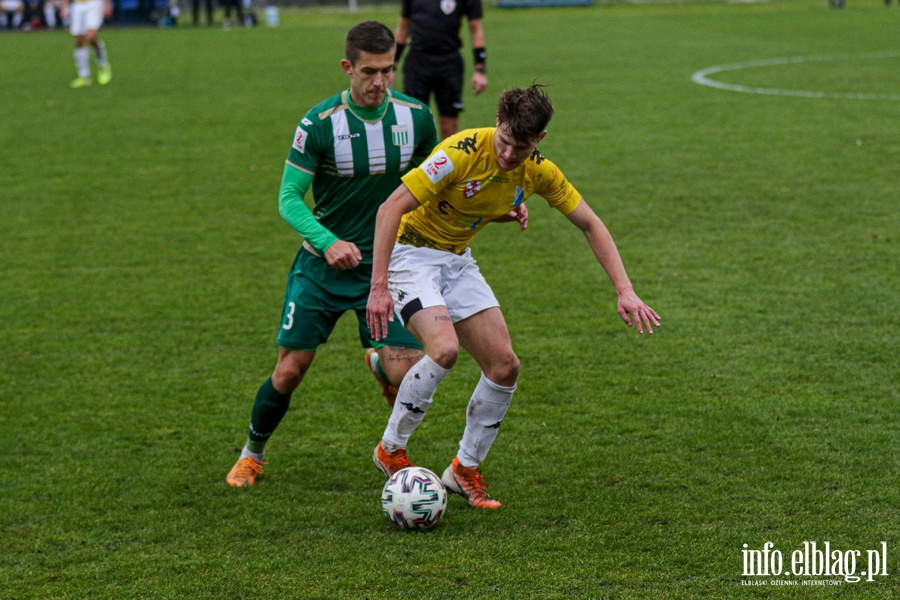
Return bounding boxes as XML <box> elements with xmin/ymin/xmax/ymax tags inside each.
<box><xmin>1</xmin><ymin>1</ymin><xmax>898</xmax><ymax>598</ymax></box>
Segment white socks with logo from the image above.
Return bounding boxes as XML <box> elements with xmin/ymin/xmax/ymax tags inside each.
<box><xmin>381</xmin><ymin>355</ymin><xmax>449</xmax><ymax>452</ymax></box>
<box><xmin>382</xmin><ymin>359</ymin><xmax>515</xmax><ymax>471</ymax></box>
<box><xmin>457</xmin><ymin>373</ymin><xmax>515</xmax><ymax>468</ymax></box>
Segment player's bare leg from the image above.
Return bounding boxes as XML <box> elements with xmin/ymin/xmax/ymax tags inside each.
<box><xmin>365</xmin><ymin>345</ymin><xmax>423</xmax><ymax>407</ymax></box>
<box><xmin>454</xmin><ymin>307</ymin><xmax>519</xmax><ymax>387</ymax></box>
<box><xmin>377</xmin><ymin>346</ymin><xmax>423</xmax><ymax>386</ymax></box>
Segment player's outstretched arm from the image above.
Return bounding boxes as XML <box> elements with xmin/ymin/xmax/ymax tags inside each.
<box><xmin>565</xmin><ymin>199</ymin><xmax>661</xmax><ymax>334</ymax></box>
<box><xmin>367</xmin><ymin>184</ymin><xmax>421</xmax><ymax>341</ymax></box>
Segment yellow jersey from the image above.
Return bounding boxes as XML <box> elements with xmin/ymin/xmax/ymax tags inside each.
<box><xmin>399</xmin><ymin>127</ymin><xmax>582</xmax><ymax>254</ymax></box>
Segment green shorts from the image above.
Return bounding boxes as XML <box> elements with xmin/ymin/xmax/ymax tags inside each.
<box><xmin>276</xmin><ymin>248</ymin><xmax>422</xmax><ymax>352</ymax></box>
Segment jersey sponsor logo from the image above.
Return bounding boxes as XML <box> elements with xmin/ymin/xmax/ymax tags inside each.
<box><xmin>513</xmin><ymin>186</ymin><xmax>525</xmax><ymax>206</ymax></box>
<box><xmin>422</xmin><ymin>150</ymin><xmax>454</xmax><ymax>183</ymax></box>
<box><xmin>336</xmin><ymin>133</ymin><xmax>361</xmax><ymax>140</ymax></box>
<box><xmin>293</xmin><ymin>126</ymin><xmax>308</xmax><ymax>153</ymax></box>
<box><xmin>391</xmin><ymin>124</ymin><xmax>409</xmax><ymax>147</ymax></box>
<box><xmin>463</xmin><ymin>180</ymin><xmax>482</xmax><ymax>199</ymax></box>
<box><xmin>440</xmin><ymin>0</ymin><xmax>456</xmax><ymax>15</ymax></box>
<box><xmin>529</xmin><ymin>149</ymin><xmax>546</xmax><ymax>165</ymax></box>
<box><xmin>488</xmin><ymin>175</ymin><xmax>510</xmax><ymax>183</ymax></box>
<box><xmin>450</xmin><ymin>133</ymin><xmax>478</xmax><ymax>155</ymax></box>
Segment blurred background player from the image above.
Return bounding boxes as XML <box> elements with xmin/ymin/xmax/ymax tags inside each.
<box><xmin>394</xmin><ymin>0</ymin><xmax>488</xmax><ymax>139</ymax></box>
<box><xmin>0</xmin><ymin>0</ymin><xmax>24</xmax><ymax>29</ymax></box>
<box><xmin>367</xmin><ymin>85</ymin><xmax>660</xmax><ymax>509</ymax></box>
<box><xmin>221</xmin><ymin>0</ymin><xmax>242</xmax><ymax>28</ymax></box>
<box><xmin>191</xmin><ymin>0</ymin><xmax>212</xmax><ymax>26</ymax></box>
<box><xmin>62</xmin><ymin>0</ymin><xmax>111</xmax><ymax>88</ymax></box>
<box><xmin>225</xmin><ymin>21</ymin><xmax>439</xmax><ymax>488</ymax></box>
<box><xmin>43</xmin><ymin>0</ymin><xmax>62</xmax><ymax>28</ymax></box>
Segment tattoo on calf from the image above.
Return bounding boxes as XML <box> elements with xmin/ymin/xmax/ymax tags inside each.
<box><xmin>386</xmin><ymin>353</ymin><xmax>420</xmax><ymax>364</ymax></box>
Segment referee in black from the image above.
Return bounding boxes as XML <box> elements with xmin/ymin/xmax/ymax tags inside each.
<box><xmin>394</xmin><ymin>0</ymin><xmax>488</xmax><ymax>140</ymax></box>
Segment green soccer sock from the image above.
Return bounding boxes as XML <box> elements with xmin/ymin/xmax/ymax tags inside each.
<box><xmin>245</xmin><ymin>377</ymin><xmax>292</xmax><ymax>455</ymax></box>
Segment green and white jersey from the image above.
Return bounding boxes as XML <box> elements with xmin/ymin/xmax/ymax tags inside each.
<box><xmin>286</xmin><ymin>89</ymin><xmax>438</xmax><ymax>263</ymax></box>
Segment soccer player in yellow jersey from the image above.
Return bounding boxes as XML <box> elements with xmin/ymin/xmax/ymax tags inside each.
<box><xmin>367</xmin><ymin>85</ymin><xmax>660</xmax><ymax>509</ymax></box>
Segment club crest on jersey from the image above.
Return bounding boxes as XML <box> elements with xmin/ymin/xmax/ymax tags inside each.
<box><xmin>422</xmin><ymin>150</ymin><xmax>455</xmax><ymax>183</ymax></box>
<box><xmin>513</xmin><ymin>186</ymin><xmax>525</xmax><ymax>206</ymax></box>
<box><xmin>441</xmin><ymin>0</ymin><xmax>456</xmax><ymax>15</ymax></box>
<box><xmin>392</xmin><ymin>124</ymin><xmax>409</xmax><ymax>147</ymax></box>
<box><xmin>293</xmin><ymin>126</ymin><xmax>308</xmax><ymax>153</ymax></box>
<box><xmin>464</xmin><ymin>180</ymin><xmax>482</xmax><ymax>199</ymax></box>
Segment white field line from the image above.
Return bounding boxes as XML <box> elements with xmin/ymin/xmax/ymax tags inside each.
<box><xmin>691</xmin><ymin>51</ymin><xmax>900</xmax><ymax>100</ymax></box>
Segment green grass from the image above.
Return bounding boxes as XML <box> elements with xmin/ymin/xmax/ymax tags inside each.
<box><xmin>2</xmin><ymin>1</ymin><xmax>898</xmax><ymax>597</ymax></box>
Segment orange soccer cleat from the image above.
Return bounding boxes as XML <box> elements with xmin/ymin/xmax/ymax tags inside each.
<box><xmin>441</xmin><ymin>457</ymin><xmax>502</xmax><ymax>509</ymax></box>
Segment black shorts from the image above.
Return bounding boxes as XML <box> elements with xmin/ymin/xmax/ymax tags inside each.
<box><xmin>402</xmin><ymin>51</ymin><xmax>464</xmax><ymax>118</ymax></box>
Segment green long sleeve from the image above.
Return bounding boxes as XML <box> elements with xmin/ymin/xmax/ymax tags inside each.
<box><xmin>278</xmin><ymin>164</ymin><xmax>339</xmax><ymax>254</ymax></box>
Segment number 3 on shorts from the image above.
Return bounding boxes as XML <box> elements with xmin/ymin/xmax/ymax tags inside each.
<box><xmin>282</xmin><ymin>302</ymin><xmax>295</xmax><ymax>330</ymax></box>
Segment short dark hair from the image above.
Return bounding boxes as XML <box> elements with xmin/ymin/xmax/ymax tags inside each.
<box><xmin>345</xmin><ymin>21</ymin><xmax>395</xmax><ymax>65</ymax></box>
<box><xmin>496</xmin><ymin>85</ymin><xmax>555</xmax><ymax>144</ymax></box>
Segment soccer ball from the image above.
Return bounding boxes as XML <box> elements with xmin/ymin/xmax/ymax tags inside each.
<box><xmin>381</xmin><ymin>466</ymin><xmax>447</xmax><ymax>530</ymax></box>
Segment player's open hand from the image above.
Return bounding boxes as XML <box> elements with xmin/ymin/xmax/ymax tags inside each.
<box><xmin>510</xmin><ymin>203</ymin><xmax>528</xmax><ymax>230</ymax></box>
<box><xmin>617</xmin><ymin>290</ymin><xmax>660</xmax><ymax>334</ymax></box>
<box><xmin>324</xmin><ymin>240</ymin><xmax>362</xmax><ymax>271</ymax></box>
<box><xmin>366</xmin><ymin>286</ymin><xmax>395</xmax><ymax>342</ymax></box>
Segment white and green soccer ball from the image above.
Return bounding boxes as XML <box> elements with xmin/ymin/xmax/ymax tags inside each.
<box><xmin>381</xmin><ymin>466</ymin><xmax>447</xmax><ymax>531</ymax></box>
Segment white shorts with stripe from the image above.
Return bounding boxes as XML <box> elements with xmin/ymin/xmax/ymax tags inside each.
<box><xmin>388</xmin><ymin>244</ymin><xmax>499</xmax><ymax>326</ymax></box>
<box><xmin>69</xmin><ymin>0</ymin><xmax>104</xmax><ymax>36</ymax></box>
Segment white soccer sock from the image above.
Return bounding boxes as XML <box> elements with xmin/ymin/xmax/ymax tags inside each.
<box><xmin>457</xmin><ymin>373</ymin><xmax>516</xmax><ymax>468</ymax></box>
<box><xmin>74</xmin><ymin>47</ymin><xmax>90</xmax><ymax>78</ymax></box>
<box><xmin>44</xmin><ymin>5</ymin><xmax>57</xmax><ymax>27</ymax></box>
<box><xmin>94</xmin><ymin>41</ymin><xmax>109</xmax><ymax>68</ymax></box>
<box><xmin>381</xmin><ymin>355</ymin><xmax>449</xmax><ymax>451</ymax></box>
<box><xmin>239</xmin><ymin>447</ymin><xmax>265</xmax><ymax>463</ymax></box>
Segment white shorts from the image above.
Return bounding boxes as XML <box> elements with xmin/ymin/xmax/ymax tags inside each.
<box><xmin>69</xmin><ymin>0</ymin><xmax>104</xmax><ymax>36</ymax></box>
<box><xmin>1</xmin><ymin>0</ymin><xmax>23</xmax><ymax>10</ymax></box>
<box><xmin>388</xmin><ymin>244</ymin><xmax>499</xmax><ymax>326</ymax></box>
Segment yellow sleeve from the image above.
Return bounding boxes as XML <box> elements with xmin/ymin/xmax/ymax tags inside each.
<box><xmin>401</xmin><ymin>167</ymin><xmax>437</xmax><ymax>205</ymax></box>
<box><xmin>528</xmin><ymin>156</ymin><xmax>582</xmax><ymax>215</ymax></box>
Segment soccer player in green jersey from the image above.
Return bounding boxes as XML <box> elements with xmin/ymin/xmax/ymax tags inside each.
<box><xmin>367</xmin><ymin>85</ymin><xmax>661</xmax><ymax>509</ymax></box>
<box><xmin>226</xmin><ymin>21</ymin><xmax>439</xmax><ymax>487</ymax></box>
